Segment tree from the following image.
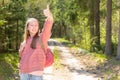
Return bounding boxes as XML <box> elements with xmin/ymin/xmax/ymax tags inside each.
<box><xmin>105</xmin><ymin>0</ymin><xmax>112</xmax><ymax>56</ymax></box>
<box><xmin>0</xmin><ymin>0</ymin><xmax>26</xmax><ymax>52</ymax></box>
<box><xmin>94</xmin><ymin>0</ymin><xmax>100</xmax><ymax>51</ymax></box>
<box><xmin>89</xmin><ymin>0</ymin><xmax>95</xmax><ymax>51</ymax></box>
<box><xmin>116</xmin><ymin>0</ymin><xmax>120</xmax><ymax>59</ymax></box>
<box><xmin>89</xmin><ymin>0</ymin><xmax>101</xmax><ymax>52</ymax></box>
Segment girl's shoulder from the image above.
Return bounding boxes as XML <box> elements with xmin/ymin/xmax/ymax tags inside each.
<box><xmin>21</xmin><ymin>40</ymin><xmax>26</xmax><ymax>44</ymax></box>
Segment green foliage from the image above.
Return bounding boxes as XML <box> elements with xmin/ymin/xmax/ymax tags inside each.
<box><xmin>54</xmin><ymin>38</ymin><xmax>70</xmax><ymax>43</ymax></box>
<box><xmin>0</xmin><ymin>0</ymin><xmax>119</xmax><ymax>56</ymax></box>
<box><xmin>92</xmin><ymin>52</ymin><xmax>107</xmax><ymax>63</ymax></box>
<box><xmin>0</xmin><ymin>20</ymin><xmax>7</xmax><ymax>26</ymax></box>
<box><xmin>0</xmin><ymin>53</ymin><xmax>19</xmax><ymax>80</ymax></box>
<box><xmin>0</xmin><ymin>0</ymin><xmax>27</xmax><ymax>51</ymax></box>
<box><xmin>0</xmin><ymin>0</ymin><xmax>120</xmax><ymax>79</ymax></box>
<box><xmin>53</xmin><ymin>47</ymin><xmax>63</xmax><ymax>68</ymax></box>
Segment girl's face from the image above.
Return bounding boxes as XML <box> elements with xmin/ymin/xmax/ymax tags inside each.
<box><xmin>28</xmin><ymin>21</ymin><xmax>39</xmax><ymax>35</ymax></box>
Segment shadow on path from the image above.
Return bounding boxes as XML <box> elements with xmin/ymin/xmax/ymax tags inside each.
<box><xmin>44</xmin><ymin>39</ymin><xmax>102</xmax><ymax>80</ymax></box>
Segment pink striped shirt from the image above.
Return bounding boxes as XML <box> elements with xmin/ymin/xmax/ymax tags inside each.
<box><xmin>19</xmin><ymin>18</ymin><xmax>53</xmax><ymax>74</ymax></box>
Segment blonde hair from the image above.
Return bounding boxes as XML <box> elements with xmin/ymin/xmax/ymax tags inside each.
<box><xmin>23</xmin><ymin>18</ymin><xmax>40</xmax><ymax>49</ymax></box>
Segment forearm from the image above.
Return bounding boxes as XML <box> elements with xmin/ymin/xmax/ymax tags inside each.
<box><xmin>41</xmin><ymin>5</ymin><xmax>54</xmax><ymax>42</ymax></box>
<box><xmin>41</xmin><ymin>16</ymin><xmax>53</xmax><ymax>44</ymax></box>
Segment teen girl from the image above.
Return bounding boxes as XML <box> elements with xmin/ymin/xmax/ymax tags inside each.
<box><xmin>19</xmin><ymin>5</ymin><xmax>53</xmax><ymax>80</ymax></box>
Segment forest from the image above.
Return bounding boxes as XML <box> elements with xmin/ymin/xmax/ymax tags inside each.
<box><xmin>0</xmin><ymin>0</ymin><xmax>120</xmax><ymax>80</ymax></box>
<box><xmin>0</xmin><ymin>0</ymin><xmax>120</xmax><ymax>57</ymax></box>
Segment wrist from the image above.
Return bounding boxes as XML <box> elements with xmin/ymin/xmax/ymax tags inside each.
<box><xmin>47</xmin><ymin>14</ymin><xmax>53</xmax><ymax>20</ymax></box>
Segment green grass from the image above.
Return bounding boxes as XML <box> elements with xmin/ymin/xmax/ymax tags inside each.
<box><xmin>53</xmin><ymin>47</ymin><xmax>63</xmax><ymax>68</ymax></box>
<box><xmin>54</xmin><ymin>38</ymin><xmax>77</xmax><ymax>48</ymax></box>
<box><xmin>90</xmin><ymin>52</ymin><xmax>107</xmax><ymax>63</ymax></box>
<box><xmin>0</xmin><ymin>53</ymin><xmax>19</xmax><ymax>80</ymax></box>
<box><xmin>54</xmin><ymin>38</ymin><xmax>70</xmax><ymax>43</ymax></box>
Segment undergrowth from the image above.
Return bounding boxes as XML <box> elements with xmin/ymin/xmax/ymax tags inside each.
<box><xmin>0</xmin><ymin>53</ymin><xmax>19</xmax><ymax>80</ymax></box>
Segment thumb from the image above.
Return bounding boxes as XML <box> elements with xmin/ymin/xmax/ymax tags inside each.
<box><xmin>47</xmin><ymin>4</ymin><xmax>49</xmax><ymax>10</ymax></box>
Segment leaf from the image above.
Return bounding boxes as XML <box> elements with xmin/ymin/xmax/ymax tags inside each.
<box><xmin>0</xmin><ymin>20</ymin><xmax>7</xmax><ymax>26</ymax></box>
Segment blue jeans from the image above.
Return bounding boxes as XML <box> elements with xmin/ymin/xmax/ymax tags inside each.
<box><xmin>20</xmin><ymin>73</ymin><xmax>43</xmax><ymax>80</ymax></box>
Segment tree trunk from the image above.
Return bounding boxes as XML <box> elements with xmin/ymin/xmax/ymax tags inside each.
<box><xmin>105</xmin><ymin>0</ymin><xmax>112</xmax><ymax>56</ymax></box>
<box><xmin>63</xmin><ymin>22</ymin><xmax>67</xmax><ymax>37</ymax></box>
<box><xmin>94</xmin><ymin>0</ymin><xmax>100</xmax><ymax>51</ymax></box>
<box><xmin>2</xmin><ymin>0</ymin><xmax>4</xmax><ymax>6</ymax></box>
<box><xmin>59</xmin><ymin>23</ymin><xmax>62</xmax><ymax>37</ymax></box>
<box><xmin>116</xmin><ymin>18</ymin><xmax>120</xmax><ymax>59</ymax></box>
<box><xmin>89</xmin><ymin>0</ymin><xmax>95</xmax><ymax>51</ymax></box>
<box><xmin>116</xmin><ymin>1</ymin><xmax>120</xmax><ymax>59</ymax></box>
<box><xmin>16</xmin><ymin>19</ymin><xmax>19</xmax><ymax>50</ymax></box>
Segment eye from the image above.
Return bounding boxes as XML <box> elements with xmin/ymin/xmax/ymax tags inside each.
<box><xmin>31</xmin><ymin>24</ymin><xmax>34</xmax><ymax>26</ymax></box>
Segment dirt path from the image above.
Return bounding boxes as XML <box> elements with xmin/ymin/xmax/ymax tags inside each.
<box><xmin>43</xmin><ymin>39</ymin><xmax>102</xmax><ymax>80</ymax></box>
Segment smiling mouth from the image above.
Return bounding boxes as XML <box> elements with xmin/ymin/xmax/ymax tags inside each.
<box><xmin>32</xmin><ymin>29</ymin><xmax>37</xmax><ymax>31</ymax></box>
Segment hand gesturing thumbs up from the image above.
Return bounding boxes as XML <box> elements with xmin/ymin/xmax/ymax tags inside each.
<box><xmin>43</xmin><ymin>5</ymin><xmax>52</xmax><ymax>17</ymax></box>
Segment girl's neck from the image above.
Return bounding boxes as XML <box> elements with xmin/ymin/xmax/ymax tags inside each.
<box><xmin>30</xmin><ymin>33</ymin><xmax>35</xmax><ymax>38</ymax></box>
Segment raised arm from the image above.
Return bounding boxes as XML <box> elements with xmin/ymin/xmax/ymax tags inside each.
<box><xmin>41</xmin><ymin>5</ymin><xmax>54</xmax><ymax>42</ymax></box>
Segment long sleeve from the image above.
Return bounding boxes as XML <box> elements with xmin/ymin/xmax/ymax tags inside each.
<box><xmin>41</xmin><ymin>17</ymin><xmax>54</xmax><ymax>50</ymax></box>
